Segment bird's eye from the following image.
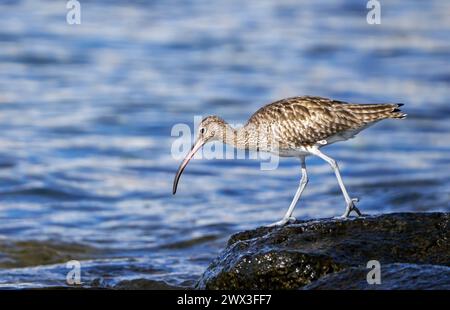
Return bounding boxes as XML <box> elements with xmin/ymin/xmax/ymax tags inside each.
<box><xmin>200</xmin><ymin>127</ymin><xmax>206</xmax><ymax>134</ymax></box>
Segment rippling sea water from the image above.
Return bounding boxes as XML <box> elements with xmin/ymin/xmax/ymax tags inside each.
<box><xmin>0</xmin><ymin>0</ymin><xmax>448</xmax><ymax>288</ymax></box>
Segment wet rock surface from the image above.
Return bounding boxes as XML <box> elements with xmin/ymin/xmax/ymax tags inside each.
<box><xmin>197</xmin><ymin>212</ymin><xmax>449</xmax><ymax>289</ymax></box>
<box><xmin>0</xmin><ymin>240</ymin><xmax>101</xmax><ymax>268</ymax></box>
<box><xmin>302</xmin><ymin>263</ymin><xmax>450</xmax><ymax>290</ymax></box>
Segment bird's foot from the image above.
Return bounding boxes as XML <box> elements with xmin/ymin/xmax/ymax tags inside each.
<box><xmin>340</xmin><ymin>198</ymin><xmax>362</xmax><ymax>218</ymax></box>
<box><xmin>266</xmin><ymin>216</ymin><xmax>296</xmax><ymax>227</ymax></box>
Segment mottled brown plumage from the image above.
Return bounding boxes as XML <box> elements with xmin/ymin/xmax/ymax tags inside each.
<box><xmin>246</xmin><ymin>96</ymin><xmax>405</xmax><ymax>149</ymax></box>
<box><xmin>173</xmin><ymin>95</ymin><xmax>406</xmax><ymax>225</ymax></box>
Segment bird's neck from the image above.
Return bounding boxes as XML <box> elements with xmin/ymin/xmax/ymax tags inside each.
<box><xmin>221</xmin><ymin>123</ymin><xmax>259</xmax><ymax>150</ymax></box>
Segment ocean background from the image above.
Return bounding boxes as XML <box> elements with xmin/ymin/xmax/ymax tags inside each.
<box><xmin>0</xmin><ymin>0</ymin><xmax>448</xmax><ymax>288</ymax></box>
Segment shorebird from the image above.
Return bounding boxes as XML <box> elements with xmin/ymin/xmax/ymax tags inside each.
<box><xmin>172</xmin><ymin>96</ymin><xmax>406</xmax><ymax>226</ymax></box>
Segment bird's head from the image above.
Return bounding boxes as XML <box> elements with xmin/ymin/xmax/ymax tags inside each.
<box><xmin>172</xmin><ymin>115</ymin><xmax>227</xmax><ymax>194</ymax></box>
<box><xmin>195</xmin><ymin>115</ymin><xmax>227</xmax><ymax>143</ymax></box>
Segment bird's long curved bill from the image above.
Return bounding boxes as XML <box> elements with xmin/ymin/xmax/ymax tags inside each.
<box><xmin>172</xmin><ymin>139</ymin><xmax>205</xmax><ymax>195</ymax></box>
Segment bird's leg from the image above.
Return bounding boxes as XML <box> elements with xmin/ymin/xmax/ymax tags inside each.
<box><xmin>311</xmin><ymin>149</ymin><xmax>362</xmax><ymax>218</ymax></box>
<box><xmin>267</xmin><ymin>157</ymin><xmax>308</xmax><ymax>227</ymax></box>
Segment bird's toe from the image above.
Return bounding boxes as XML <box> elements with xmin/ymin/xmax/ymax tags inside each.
<box><xmin>266</xmin><ymin>216</ymin><xmax>295</xmax><ymax>227</ymax></box>
<box><xmin>287</xmin><ymin>216</ymin><xmax>296</xmax><ymax>223</ymax></box>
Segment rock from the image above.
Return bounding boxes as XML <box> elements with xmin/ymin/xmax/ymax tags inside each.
<box><xmin>196</xmin><ymin>212</ymin><xmax>449</xmax><ymax>289</ymax></box>
<box><xmin>0</xmin><ymin>239</ymin><xmax>101</xmax><ymax>268</ymax></box>
<box><xmin>302</xmin><ymin>263</ymin><xmax>450</xmax><ymax>290</ymax></box>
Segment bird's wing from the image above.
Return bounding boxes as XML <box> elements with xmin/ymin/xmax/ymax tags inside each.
<box><xmin>248</xmin><ymin>96</ymin><xmax>402</xmax><ymax>148</ymax></box>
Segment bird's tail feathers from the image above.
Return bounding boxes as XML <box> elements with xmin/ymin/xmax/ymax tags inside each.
<box><xmin>345</xmin><ymin>103</ymin><xmax>407</xmax><ymax>121</ymax></box>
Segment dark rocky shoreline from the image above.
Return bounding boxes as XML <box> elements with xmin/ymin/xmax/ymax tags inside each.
<box><xmin>196</xmin><ymin>212</ymin><xmax>449</xmax><ymax>290</ymax></box>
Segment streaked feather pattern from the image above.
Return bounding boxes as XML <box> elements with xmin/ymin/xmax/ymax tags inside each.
<box><xmin>245</xmin><ymin>96</ymin><xmax>406</xmax><ymax>148</ymax></box>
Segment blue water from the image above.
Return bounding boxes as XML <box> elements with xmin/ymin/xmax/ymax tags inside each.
<box><xmin>0</xmin><ymin>0</ymin><xmax>448</xmax><ymax>288</ymax></box>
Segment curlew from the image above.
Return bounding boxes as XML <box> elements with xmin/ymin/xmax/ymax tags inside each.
<box><xmin>172</xmin><ymin>96</ymin><xmax>406</xmax><ymax>226</ymax></box>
